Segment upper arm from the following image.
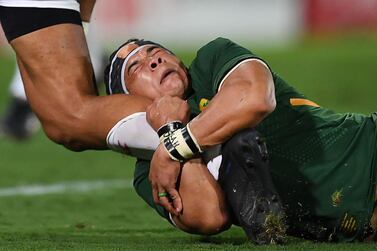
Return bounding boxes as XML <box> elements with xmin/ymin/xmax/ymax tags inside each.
<box><xmin>189</xmin><ymin>38</ymin><xmax>275</xmax><ymax>114</ymax></box>
<box><xmin>219</xmin><ymin>59</ymin><xmax>276</xmax><ymax>112</ymax></box>
<box><xmin>187</xmin><ymin>39</ymin><xmax>277</xmax><ymax>147</ymax></box>
<box><xmin>218</xmin><ymin>58</ymin><xmax>272</xmax><ymax>91</ymax></box>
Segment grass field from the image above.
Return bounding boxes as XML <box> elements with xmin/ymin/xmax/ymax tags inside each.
<box><xmin>0</xmin><ymin>35</ymin><xmax>377</xmax><ymax>250</ymax></box>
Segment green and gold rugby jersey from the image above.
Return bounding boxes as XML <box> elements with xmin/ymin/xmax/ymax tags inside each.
<box><xmin>186</xmin><ymin>37</ymin><xmax>377</xmax><ymax>241</ymax></box>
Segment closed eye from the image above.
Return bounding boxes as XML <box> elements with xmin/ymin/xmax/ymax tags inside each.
<box><xmin>127</xmin><ymin>60</ymin><xmax>139</xmax><ymax>75</ymax></box>
<box><xmin>147</xmin><ymin>45</ymin><xmax>160</xmax><ymax>54</ymax></box>
<box><xmin>127</xmin><ymin>46</ymin><xmax>162</xmax><ymax>76</ymax></box>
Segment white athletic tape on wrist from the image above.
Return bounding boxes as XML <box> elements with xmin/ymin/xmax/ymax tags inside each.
<box><xmin>162</xmin><ymin>125</ymin><xmax>202</xmax><ymax>162</ymax></box>
<box><xmin>157</xmin><ymin>121</ymin><xmax>183</xmax><ymax>142</ymax></box>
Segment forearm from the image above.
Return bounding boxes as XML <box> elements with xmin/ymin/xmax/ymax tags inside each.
<box><xmin>19</xmin><ymin>58</ymin><xmax>151</xmax><ymax>150</ymax></box>
<box><xmin>28</xmin><ymin>82</ymin><xmax>151</xmax><ymax>151</ymax></box>
<box><xmin>189</xmin><ymin>61</ymin><xmax>276</xmax><ymax>149</ymax></box>
<box><xmin>62</xmin><ymin>94</ymin><xmax>152</xmax><ymax>150</ymax></box>
<box><xmin>189</xmin><ymin>86</ymin><xmax>273</xmax><ymax>148</ymax></box>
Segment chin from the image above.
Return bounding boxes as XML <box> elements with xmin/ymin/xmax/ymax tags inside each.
<box><xmin>166</xmin><ymin>91</ymin><xmax>181</xmax><ymax>98</ymax></box>
<box><xmin>163</xmin><ymin>83</ymin><xmax>185</xmax><ymax>98</ymax></box>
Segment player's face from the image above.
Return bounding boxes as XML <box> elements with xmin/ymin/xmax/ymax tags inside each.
<box><xmin>123</xmin><ymin>44</ymin><xmax>189</xmax><ymax>100</ymax></box>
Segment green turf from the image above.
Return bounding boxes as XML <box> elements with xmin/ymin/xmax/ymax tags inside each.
<box><xmin>0</xmin><ymin>36</ymin><xmax>376</xmax><ymax>250</ymax></box>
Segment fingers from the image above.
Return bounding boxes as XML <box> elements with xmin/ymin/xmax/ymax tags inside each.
<box><xmin>168</xmin><ymin>188</ymin><xmax>182</xmax><ymax>214</ymax></box>
<box><xmin>152</xmin><ymin>183</ymin><xmax>182</xmax><ymax>216</ymax></box>
<box><xmin>159</xmin><ymin>195</ymin><xmax>177</xmax><ymax>215</ymax></box>
<box><xmin>149</xmin><ymin>145</ymin><xmax>183</xmax><ymax>216</ymax></box>
<box><xmin>151</xmin><ymin>183</ymin><xmax>175</xmax><ymax>215</ymax></box>
<box><xmin>157</xmin><ymin>185</ymin><xmax>180</xmax><ymax>216</ymax></box>
<box><xmin>146</xmin><ymin>96</ymin><xmax>190</xmax><ymax>128</ymax></box>
<box><xmin>152</xmin><ymin>185</ymin><xmax>159</xmax><ymax>205</ymax></box>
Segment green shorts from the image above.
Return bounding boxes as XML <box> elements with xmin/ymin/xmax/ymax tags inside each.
<box><xmin>133</xmin><ymin>159</ymin><xmax>172</xmax><ymax>224</ymax></box>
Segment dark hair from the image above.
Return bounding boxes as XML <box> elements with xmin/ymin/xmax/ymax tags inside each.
<box><xmin>104</xmin><ymin>38</ymin><xmax>174</xmax><ymax>95</ymax></box>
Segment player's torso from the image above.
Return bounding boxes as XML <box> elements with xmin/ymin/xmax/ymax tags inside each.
<box><xmin>188</xmin><ymin>66</ymin><xmax>377</xmax><ymax>241</ymax></box>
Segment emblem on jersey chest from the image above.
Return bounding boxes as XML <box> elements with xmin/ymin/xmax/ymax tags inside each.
<box><xmin>199</xmin><ymin>98</ymin><xmax>210</xmax><ymax>111</ymax></box>
<box><xmin>331</xmin><ymin>189</ymin><xmax>343</xmax><ymax>207</ymax></box>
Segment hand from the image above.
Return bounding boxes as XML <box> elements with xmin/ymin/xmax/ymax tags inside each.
<box><xmin>146</xmin><ymin>95</ymin><xmax>190</xmax><ymax>131</ymax></box>
<box><xmin>149</xmin><ymin>144</ymin><xmax>183</xmax><ymax>215</ymax></box>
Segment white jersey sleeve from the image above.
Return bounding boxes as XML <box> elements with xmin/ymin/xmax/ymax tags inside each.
<box><xmin>0</xmin><ymin>0</ymin><xmax>80</xmax><ymax>11</ymax></box>
<box><xmin>107</xmin><ymin>112</ymin><xmax>223</xmax><ymax>180</ymax></box>
<box><xmin>106</xmin><ymin>112</ymin><xmax>160</xmax><ymax>160</ymax></box>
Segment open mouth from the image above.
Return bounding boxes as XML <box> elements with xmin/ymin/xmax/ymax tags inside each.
<box><xmin>160</xmin><ymin>69</ymin><xmax>175</xmax><ymax>84</ymax></box>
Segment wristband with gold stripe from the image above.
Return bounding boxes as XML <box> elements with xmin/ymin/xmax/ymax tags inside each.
<box><xmin>162</xmin><ymin>124</ymin><xmax>202</xmax><ymax>162</ymax></box>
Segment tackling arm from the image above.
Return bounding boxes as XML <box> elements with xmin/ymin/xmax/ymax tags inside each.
<box><xmin>13</xmin><ymin>23</ymin><xmax>151</xmax><ymax>151</ymax></box>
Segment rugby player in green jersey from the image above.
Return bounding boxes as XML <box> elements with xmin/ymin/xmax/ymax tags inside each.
<box><xmin>104</xmin><ymin>38</ymin><xmax>377</xmax><ymax>243</ymax></box>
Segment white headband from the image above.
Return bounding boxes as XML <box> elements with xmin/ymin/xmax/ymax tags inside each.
<box><xmin>108</xmin><ymin>44</ymin><xmax>148</xmax><ymax>94</ymax></box>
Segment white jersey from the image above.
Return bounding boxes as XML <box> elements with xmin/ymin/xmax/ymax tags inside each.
<box><xmin>0</xmin><ymin>0</ymin><xmax>79</xmax><ymax>11</ymax></box>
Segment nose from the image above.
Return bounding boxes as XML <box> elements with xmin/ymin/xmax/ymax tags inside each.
<box><xmin>149</xmin><ymin>57</ymin><xmax>163</xmax><ymax>70</ymax></box>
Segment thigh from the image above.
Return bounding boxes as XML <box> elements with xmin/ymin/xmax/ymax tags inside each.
<box><xmin>12</xmin><ymin>22</ymin><xmax>93</xmax><ymax>95</ymax></box>
<box><xmin>1</xmin><ymin>6</ymin><xmax>151</xmax><ymax>150</ymax></box>
<box><xmin>13</xmin><ymin>23</ymin><xmax>95</xmax><ymax>134</ymax></box>
<box><xmin>2</xmin><ymin>6</ymin><xmax>94</xmax><ymax>121</ymax></box>
<box><xmin>172</xmin><ymin>158</ymin><xmax>230</xmax><ymax>234</ymax></box>
<box><xmin>133</xmin><ymin>158</ymin><xmax>230</xmax><ymax>234</ymax></box>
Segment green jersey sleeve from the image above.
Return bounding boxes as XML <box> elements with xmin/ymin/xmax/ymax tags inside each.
<box><xmin>189</xmin><ymin>37</ymin><xmax>264</xmax><ymax>94</ymax></box>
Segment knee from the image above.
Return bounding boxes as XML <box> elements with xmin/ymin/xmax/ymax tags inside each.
<box><xmin>223</xmin><ymin>128</ymin><xmax>267</xmax><ymax>162</ymax></box>
<box><xmin>176</xmin><ymin>205</ymin><xmax>231</xmax><ymax>235</ymax></box>
<box><xmin>195</xmin><ymin>210</ymin><xmax>232</xmax><ymax>235</ymax></box>
<box><xmin>226</xmin><ymin>129</ymin><xmax>260</xmax><ymax>150</ymax></box>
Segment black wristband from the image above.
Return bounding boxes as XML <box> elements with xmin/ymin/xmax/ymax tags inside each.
<box><xmin>157</xmin><ymin>121</ymin><xmax>183</xmax><ymax>138</ymax></box>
